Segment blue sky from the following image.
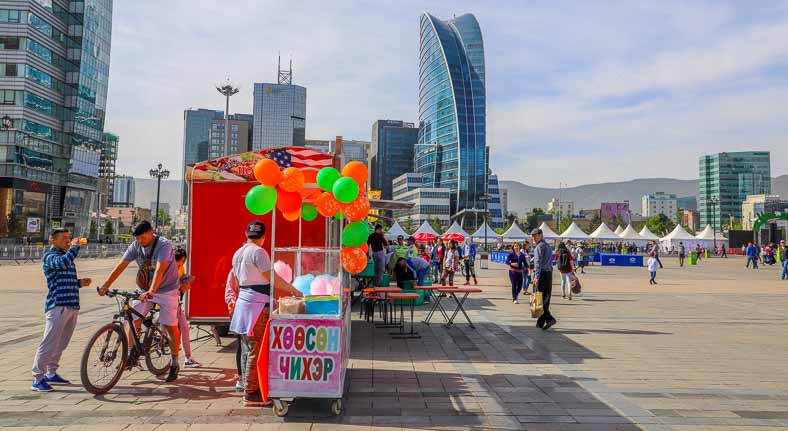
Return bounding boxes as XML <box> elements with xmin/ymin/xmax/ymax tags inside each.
<box><xmin>106</xmin><ymin>0</ymin><xmax>788</xmax><ymax>187</ymax></box>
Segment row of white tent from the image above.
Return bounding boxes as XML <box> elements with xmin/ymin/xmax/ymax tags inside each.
<box><xmin>385</xmin><ymin>220</ymin><xmax>726</xmax><ymax>249</ymax></box>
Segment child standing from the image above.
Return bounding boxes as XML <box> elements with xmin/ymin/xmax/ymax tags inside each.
<box><xmin>648</xmin><ymin>255</ymin><xmax>658</xmax><ymax>285</ymax></box>
<box><xmin>440</xmin><ymin>240</ymin><xmax>459</xmax><ymax>286</ymax></box>
<box><xmin>174</xmin><ymin>247</ymin><xmax>202</xmax><ymax>368</ymax></box>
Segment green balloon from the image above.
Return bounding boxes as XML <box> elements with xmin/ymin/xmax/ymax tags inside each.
<box><xmin>301</xmin><ymin>203</ymin><xmax>318</xmax><ymax>221</ymax></box>
<box><xmin>342</xmin><ymin>220</ymin><xmax>369</xmax><ymax>247</ymax></box>
<box><xmin>332</xmin><ymin>176</ymin><xmax>359</xmax><ymax>204</ymax></box>
<box><xmin>317</xmin><ymin>167</ymin><xmax>340</xmax><ymax>192</ymax></box>
<box><xmin>245</xmin><ymin>185</ymin><xmax>277</xmax><ymax>215</ymax></box>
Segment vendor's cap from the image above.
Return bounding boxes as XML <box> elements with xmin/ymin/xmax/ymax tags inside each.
<box><xmin>530</xmin><ymin>228</ymin><xmax>543</xmax><ymax>235</ymax></box>
<box><xmin>246</xmin><ymin>220</ymin><xmax>266</xmax><ymax>238</ymax></box>
<box><xmin>407</xmin><ymin>236</ymin><xmax>415</xmax><ymax>242</ymax></box>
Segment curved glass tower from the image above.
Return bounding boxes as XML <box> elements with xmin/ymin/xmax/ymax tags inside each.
<box><xmin>416</xmin><ymin>12</ymin><xmax>487</xmax><ymax>227</ymax></box>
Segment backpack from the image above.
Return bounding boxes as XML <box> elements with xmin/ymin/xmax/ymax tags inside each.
<box><xmin>557</xmin><ymin>249</ymin><xmax>571</xmax><ymax>272</ymax></box>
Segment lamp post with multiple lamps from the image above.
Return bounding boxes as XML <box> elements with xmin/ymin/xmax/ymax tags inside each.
<box><xmin>216</xmin><ymin>79</ymin><xmax>239</xmax><ymax>157</ymax></box>
<box><xmin>706</xmin><ymin>197</ymin><xmax>719</xmax><ymax>252</ymax></box>
<box><xmin>149</xmin><ymin>164</ymin><xmax>170</xmax><ymax>232</ymax></box>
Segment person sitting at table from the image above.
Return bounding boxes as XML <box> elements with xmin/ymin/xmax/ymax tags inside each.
<box><xmin>393</xmin><ymin>257</ymin><xmax>415</xmax><ymax>288</ymax></box>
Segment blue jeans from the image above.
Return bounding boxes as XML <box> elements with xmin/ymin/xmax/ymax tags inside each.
<box><xmin>650</xmin><ymin>271</ymin><xmax>656</xmax><ymax>283</ymax></box>
<box><xmin>416</xmin><ymin>268</ymin><xmax>430</xmax><ymax>286</ymax></box>
<box><xmin>782</xmin><ymin>260</ymin><xmax>788</xmax><ymax>280</ymax></box>
<box><xmin>746</xmin><ymin>256</ymin><xmax>757</xmax><ymax>268</ymax></box>
<box><xmin>522</xmin><ymin>272</ymin><xmax>531</xmax><ymax>293</ymax></box>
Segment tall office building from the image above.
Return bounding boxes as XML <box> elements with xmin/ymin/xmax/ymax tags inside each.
<box><xmin>415</xmin><ymin>12</ymin><xmax>487</xmax><ymax>230</ymax></box>
<box><xmin>369</xmin><ymin>120</ymin><xmax>418</xmax><ymax>200</ymax></box>
<box><xmin>111</xmin><ymin>175</ymin><xmax>134</xmax><ymax>208</ymax></box>
<box><xmin>181</xmin><ymin>108</ymin><xmax>223</xmax><ymax>206</ymax></box>
<box><xmin>699</xmin><ymin>151</ymin><xmax>771</xmax><ymax>231</ymax></box>
<box><xmin>642</xmin><ymin>192</ymin><xmax>678</xmax><ymax>221</ymax></box>
<box><xmin>392</xmin><ymin>172</ymin><xmax>451</xmax><ymax>229</ymax></box>
<box><xmin>252</xmin><ymin>60</ymin><xmax>306</xmax><ymax>150</ymax></box>
<box><xmin>305</xmin><ymin>138</ymin><xmax>369</xmax><ymax>165</ymax></box>
<box><xmin>208</xmin><ymin>113</ymin><xmax>252</xmax><ymax>159</ymax></box>
<box><xmin>100</xmin><ymin>131</ymin><xmax>117</xmax><ymax>209</ymax></box>
<box><xmin>487</xmin><ymin>174</ymin><xmax>503</xmax><ymax>229</ymax></box>
<box><xmin>0</xmin><ymin>0</ymin><xmax>113</xmax><ymax>239</ymax></box>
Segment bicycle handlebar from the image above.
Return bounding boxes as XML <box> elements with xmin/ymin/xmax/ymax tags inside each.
<box><xmin>95</xmin><ymin>286</ymin><xmax>140</xmax><ymax>300</ymax></box>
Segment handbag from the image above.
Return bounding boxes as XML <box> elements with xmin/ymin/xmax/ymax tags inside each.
<box><xmin>530</xmin><ymin>290</ymin><xmax>544</xmax><ymax>318</ymax></box>
<box><xmin>135</xmin><ymin>236</ymin><xmax>159</xmax><ymax>291</ymax></box>
<box><xmin>571</xmin><ymin>273</ymin><xmax>582</xmax><ymax>294</ymax></box>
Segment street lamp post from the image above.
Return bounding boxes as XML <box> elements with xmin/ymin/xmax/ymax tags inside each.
<box><xmin>149</xmin><ymin>164</ymin><xmax>170</xmax><ymax>232</ymax></box>
<box><xmin>216</xmin><ymin>79</ymin><xmax>239</xmax><ymax>157</ymax></box>
<box><xmin>706</xmin><ymin>197</ymin><xmax>719</xmax><ymax>252</ymax></box>
<box><xmin>479</xmin><ymin>195</ymin><xmax>490</xmax><ymax>252</ymax></box>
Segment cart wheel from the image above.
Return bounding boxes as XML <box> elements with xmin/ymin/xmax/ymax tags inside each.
<box><xmin>330</xmin><ymin>399</ymin><xmax>343</xmax><ymax>416</ymax></box>
<box><xmin>272</xmin><ymin>399</ymin><xmax>289</xmax><ymax>417</ymax></box>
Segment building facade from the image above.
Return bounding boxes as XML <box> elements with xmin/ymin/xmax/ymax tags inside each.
<box><xmin>499</xmin><ymin>187</ymin><xmax>508</xmax><ymax>218</ymax></box>
<box><xmin>208</xmin><ymin>113</ymin><xmax>252</xmax><ymax>159</ymax></box>
<box><xmin>392</xmin><ymin>172</ymin><xmax>451</xmax><ymax>230</ymax></box>
<box><xmin>369</xmin><ymin>120</ymin><xmax>418</xmax><ymax>200</ymax></box>
<box><xmin>487</xmin><ymin>174</ymin><xmax>503</xmax><ymax>229</ymax></box>
<box><xmin>682</xmin><ymin>209</ymin><xmax>700</xmax><ymax>233</ymax></box>
<box><xmin>600</xmin><ymin>201</ymin><xmax>630</xmax><ymax>224</ymax></box>
<box><xmin>677</xmin><ymin>196</ymin><xmax>697</xmax><ymax>211</ymax></box>
<box><xmin>699</xmin><ymin>151</ymin><xmax>771</xmax><ymax>231</ymax></box>
<box><xmin>415</xmin><ymin>13</ymin><xmax>487</xmax><ymax>229</ymax></box>
<box><xmin>643</xmin><ymin>192</ymin><xmax>678</xmax><ymax>221</ymax></box>
<box><xmin>0</xmin><ymin>0</ymin><xmax>113</xmax><ymax>240</ymax></box>
<box><xmin>252</xmin><ymin>82</ymin><xmax>306</xmax><ymax>150</ymax></box>
<box><xmin>182</xmin><ymin>108</ymin><xmax>223</xmax><ymax>206</ymax></box>
<box><xmin>547</xmin><ymin>198</ymin><xmax>574</xmax><ymax>217</ymax></box>
<box><xmin>111</xmin><ymin>174</ymin><xmax>133</xmax><ymax>207</ymax></box>
<box><xmin>305</xmin><ymin>138</ymin><xmax>369</xmax><ymax>166</ymax></box>
<box><xmin>742</xmin><ymin>194</ymin><xmax>788</xmax><ymax>231</ymax></box>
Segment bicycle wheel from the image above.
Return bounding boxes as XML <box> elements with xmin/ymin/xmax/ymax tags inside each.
<box><xmin>80</xmin><ymin>322</ymin><xmax>127</xmax><ymax>395</ymax></box>
<box><xmin>143</xmin><ymin>324</ymin><xmax>172</xmax><ymax>376</ymax></box>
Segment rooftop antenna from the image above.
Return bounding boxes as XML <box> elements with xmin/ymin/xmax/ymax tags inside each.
<box><xmin>278</xmin><ymin>52</ymin><xmax>292</xmax><ymax>85</ymax></box>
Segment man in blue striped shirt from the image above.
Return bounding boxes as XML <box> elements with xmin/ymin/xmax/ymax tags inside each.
<box><xmin>31</xmin><ymin>229</ymin><xmax>91</xmax><ymax>392</ymax></box>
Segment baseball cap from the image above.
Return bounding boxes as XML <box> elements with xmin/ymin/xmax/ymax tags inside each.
<box><xmin>397</xmin><ymin>235</ymin><xmax>404</xmax><ymax>240</ymax></box>
<box><xmin>407</xmin><ymin>236</ymin><xmax>415</xmax><ymax>242</ymax></box>
<box><xmin>246</xmin><ymin>220</ymin><xmax>266</xmax><ymax>239</ymax></box>
<box><xmin>530</xmin><ymin>228</ymin><xmax>543</xmax><ymax>235</ymax></box>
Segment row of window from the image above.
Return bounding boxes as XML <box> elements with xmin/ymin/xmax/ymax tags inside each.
<box><xmin>0</xmin><ymin>36</ymin><xmax>71</xmax><ymax>71</ymax></box>
<box><xmin>0</xmin><ymin>9</ymin><xmax>67</xmax><ymax>46</ymax></box>
<box><xmin>0</xmin><ymin>89</ymin><xmax>66</xmax><ymax>121</ymax></box>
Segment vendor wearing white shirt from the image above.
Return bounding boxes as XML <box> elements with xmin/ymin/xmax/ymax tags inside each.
<box><xmin>230</xmin><ymin>220</ymin><xmax>302</xmax><ymax>407</ymax></box>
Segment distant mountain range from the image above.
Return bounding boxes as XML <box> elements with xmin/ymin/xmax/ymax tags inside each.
<box><xmin>500</xmin><ymin>175</ymin><xmax>788</xmax><ymax>215</ymax></box>
<box><xmin>131</xmin><ymin>175</ymin><xmax>788</xmax><ymax>217</ymax></box>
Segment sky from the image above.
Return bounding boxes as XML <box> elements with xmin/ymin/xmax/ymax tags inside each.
<box><xmin>106</xmin><ymin>0</ymin><xmax>788</xmax><ymax>188</ymax></box>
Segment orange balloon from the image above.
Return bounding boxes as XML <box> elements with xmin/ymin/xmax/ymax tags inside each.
<box><xmin>315</xmin><ymin>192</ymin><xmax>340</xmax><ymax>217</ymax></box>
<box><xmin>359</xmin><ymin>242</ymin><xmax>369</xmax><ymax>254</ymax></box>
<box><xmin>280</xmin><ymin>167</ymin><xmax>305</xmax><ymax>192</ymax></box>
<box><xmin>283</xmin><ymin>210</ymin><xmax>300</xmax><ymax>221</ymax></box>
<box><xmin>276</xmin><ymin>189</ymin><xmax>302</xmax><ymax>214</ymax></box>
<box><xmin>254</xmin><ymin>159</ymin><xmax>282</xmax><ymax>186</ymax></box>
<box><xmin>341</xmin><ymin>161</ymin><xmax>368</xmax><ymax>187</ymax></box>
<box><xmin>299</xmin><ymin>187</ymin><xmax>322</xmax><ymax>201</ymax></box>
<box><xmin>341</xmin><ymin>246</ymin><xmax>368</xmax><ymax>274</ymax></box>
<box><xmin>302</xmin><ymin>168</ymin><xmax>319</xmax><ymax>184</ymax></box>
<box><xmin>342</xmin><ymin>194</ymin><xmax>371</xmax><ymax>222</ymax></box>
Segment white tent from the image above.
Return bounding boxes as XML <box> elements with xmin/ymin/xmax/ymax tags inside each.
<box><xmin>618</xmin><ymin>224</ymin><xmax>648</xmax><ymax>242</ymax></box>
<box><xmin>501</xmin><ymin>222</ymin><xmax>529</xmax><ymax>242</ymax></box>
<box><xmin>659</xmin><ymin>224</ymin><xmax>700</xmax><ymax>250</ymax></box>
<box><xmin>471</xmin><ymin>221</ymin><xmax>500</xmax><ymax>239</ymax></box>
<box><xmin>442</xmin><ymin>221</ymin><xmax>470</xmax><ymax>240</ymax></box>
<box><xmin>559</xmin><ymin>222</ymin><xmax>590</xmax><ymax>240</ymax></box>
<box><xmin>695</xmin><ymin>224</ymin><xmax>727</xmax><ymax>241</ymax></box>
<box><xmin>413</xmin><ymin>220</ymin><xmax>439</xmax><ymax>240</ymax></box>
<box><xmin>639</xmin><ymin>226</ymin><xmax>660</xmax><ymax>241</ymax></box>
<box><xmin>589</xmin><ymin>223</ymin><xmax>620</xmax><ymax>240</ymax></box>
<box><xmin>538</xmin><ymin>222</ymin><xmax>561</xmax><ymax>240</ymax></box>
<box><xmin>385</xmin><ymin>221</ymin><xmax>409</xmax><ymax>240</ymax></box>
<box><xmin>613</xmin><ymin>225</ymin><xmax>624</xmax><ymax>235</ymax></box>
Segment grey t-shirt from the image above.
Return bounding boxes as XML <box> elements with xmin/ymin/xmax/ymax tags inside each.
<box><xmin>123</xmin><ymin>236</ymin><xmax>179</xmax><ymax>293</ymax></box>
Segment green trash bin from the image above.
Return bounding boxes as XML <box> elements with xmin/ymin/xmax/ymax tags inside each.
<box><xmin>689</xmin><ymin>251</ymin><xmax>698</xmax><ymax>266</ymax></box>
<box><xmin>380</xmin><ymin>274</ymin><xmax>391</xmax><ymax>287</ymax></box>
<box><xmin>394</xmin><ymin>280</ymin><xmax>425</xmax><ymax>306</ymax></box>
<box><xmin>704</xmin><ymin>250</ymin><xmax>710</xmax><ymax>259</ymax></box>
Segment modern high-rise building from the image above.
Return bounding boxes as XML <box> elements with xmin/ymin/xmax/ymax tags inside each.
<box><xmin>699</xmin><ymin>151</ymin><xmax>771</xmax><ymax>231</ymax></box>
<box><xmin>111</xmin><ymin>175</ymin><xmax>134</xmax><ymax>208</ymax></box>
<box><xmin>392</xmin><ymin>172</ymin><xmax>451</xmax><ymax>229</ymax></box>
<box><xmin>252</xmin><ymin>61</ymin><xmax>306</xmax><ymax>150</ymax></box>
<box><xmin>487</xmin><ymin>174</ymin><xmax>503</xmax><ymax>229</ymax></box>
<box><xmin>642</xmin><ymin>192</ymin><xmax>678</xmax><ymax>221</ymax></box>
<box><xmin>181</xmin><ymin>108</ymin><xmax>223</xmax><ymax>206</ymax></box>
<box><xmin>500</xmin><ymin>188</ymin><xmax>508</xmax><ymax>219</ymax></box>
<box><xmin>208</xmin><ymin>113</ymin><xmax>252</xmax><ymax>159</ymax></box>
<box><xmin>0</xmin><ymin>0</ymin><xmax>113</xmax><ymax>239</ymax></box>
<box><xmin>369</xmin><ymin>120</ymin><xmax>418</xmax><ymax>200</ymax></box>
<box><xmin>415</xmin><ymin>12</ymin><xmax>487</xmax><ymax>230</ymax></box>
<box><xmin>99</xmin><ymin>132</ymin><xmax>118</xmax><ymax>209</ymax></box>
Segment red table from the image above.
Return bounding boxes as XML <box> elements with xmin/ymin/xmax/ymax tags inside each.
<box><xmin>387</xmin><ymin>293</ymin><xmax>421</xmax><ymax>339</ymax></box>
<box><xmin>415</xmin><ymin>285</ymin><xmax>452</xmax><ymax>324</ymax></box>
<box><xmin>372</xmin><ymin>287</ymin><xmax>402</xmax><ymax>327</ymax></box>
<box><xmin>437</xmin><ymin>287</ymin><xmax>482</xmax><ymax>328</ymax></box>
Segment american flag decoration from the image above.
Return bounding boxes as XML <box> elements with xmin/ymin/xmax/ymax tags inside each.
<box><xmin>267</xmin><ymin>147</ymin><xmax>333</xmax><ymax>169</ymax></box>
<box><xmin>188</xmin><ymin>146</ymin><xmax>333</xmax><ymax>182</ymax></box>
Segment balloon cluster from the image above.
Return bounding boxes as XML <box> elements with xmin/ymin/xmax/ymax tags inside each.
<box><xmin>244</xmin><ymin>158</ymin><xmax>373</xmax><ymax>274</ymax></box>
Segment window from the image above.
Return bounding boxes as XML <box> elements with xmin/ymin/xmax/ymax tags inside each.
<box><xmin>1</xmin><ymin>89</ymin><xmax>22</xmax><ymax>105</ymax></box>
<box><xmin>0</xmin><ymin>9</ymin><xmax>23</xmax><ymax>23</ymax></box>
<box><xmin>0</xmin><ymin>36</ymin><xmax>20</xmax><ymax>50</ymax></box>
<box><xmin>0</xmin><ymin>63</ymin><xmax>18</xmax><ymax>76</ymax></box>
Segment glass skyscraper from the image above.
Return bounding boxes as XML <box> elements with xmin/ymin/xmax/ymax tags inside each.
<box><xmin>416</xmin><ymin>12</ymin><xmax>487</xmax><ymax>230</ymax></box>
<box><xmin>0</xmin><ymin>0</ymin><xmax>113</xmax><ymax>239</ymax></box>
<box><xmin>369</xmin><ymin>119</ymin><xmax>418</xmax><ymax>200</ymax></box>
<box><xmin>181</xmin><ymin>108</ymin><xmax>223</xmax><ymax>206</ymax></box>
<box><xmin>699</xmin><ymin>151</ymin><xmax>771</xmax><ymax>231</ymax></box>
<box><xmin>252</xmin><ymin>83</ymin><xmax>306</xmax><ymax>150</ymax></box>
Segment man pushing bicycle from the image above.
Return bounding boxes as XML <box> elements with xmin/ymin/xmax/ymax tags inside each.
<box><xmin>99</xmin><ymin>220</ymin><xmax>181</xmax><ymax>382</ymax></box>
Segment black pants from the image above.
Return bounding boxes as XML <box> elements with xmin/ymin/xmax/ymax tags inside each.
<box><xmin>509</xmin><ymin>271</ymin><xmax>523</xmax><ymax>300</ymax></box>
<box><xmin>679</xmin><ymin>254</ymin><xmax>685</xmax><ymax>266</ymax></box>
<box><xmin>535</xmin><ymin>271</ymin><xmax>555</xmax><ymax>327</ymax></box>
<box><xmin>465</xmin><ymin>259</ymin><xmax>476</xmax><ymax>282</ymax></box>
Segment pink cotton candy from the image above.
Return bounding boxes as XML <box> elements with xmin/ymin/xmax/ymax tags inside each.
<box><xmin>273</xmin><ymin>261</ymin><xmax>293</xmax><ymax>283</ymax></box>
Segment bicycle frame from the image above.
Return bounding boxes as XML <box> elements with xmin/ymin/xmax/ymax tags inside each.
<box><xmin>111</xmin><ymin>295</ymin><xmax>160</xmax><ymax>352</ymax></box>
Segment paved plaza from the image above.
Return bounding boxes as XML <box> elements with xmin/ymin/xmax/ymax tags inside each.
<box><xmin>0</xmin><ymin>256</ymin><xmax>787</xmax><ymax>430</ymax></box>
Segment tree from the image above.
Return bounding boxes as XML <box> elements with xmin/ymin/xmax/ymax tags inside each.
<box><xmin>558</xmin><ymin>217</ymin><xmax>573</xmax><ymax>234</ymax></box>
<box><xmin>403</xmin><ymin>216</ymin><xmax>415</xmax><ymax>233</ymax></box>
<box><xmin>103</xmin><ymin>219</ymin><xmax>114</xmax><ymax>236</ymax></box>
<box><xmin>89</xmin><ymin>220</ymin><xmax>97</xmax><ymax>239</ymax></box>
<box><xmin>505</xmin><ymin>211</ymin><xmax>518</xmax><ymax>227</ymax></box>
<box><xmin>157</xmin><ymin>209</ymin><xmax>171</xmax><ymax>227</ymax></box>
<box><xmin>428</xmin><ymin>216</ymin><xmax>443</xmax><ymax>233</ymax></box>
<box><xmin>495</xmin><ymin>228</ymin><xmax>504</xmax><ymax>235</ymax></box>
<box><xmin>723</xmin><ymin>218</ymin><xmax>742</xmax><ymax>232</ymax></box>
<box><xmin>645</xmin><ymin>214</ymin><xmax>676</xmax><ymax>236</ymax></box>
<box><xmin>526</xmin><ymin>208</ymin><xmax>545</xmax><ymax>230</ymax></box>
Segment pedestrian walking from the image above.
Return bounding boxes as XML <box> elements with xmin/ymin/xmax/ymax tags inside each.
<box><xmin>555</xmin><ymin>242</ymin><xmax>575</xmax><ymax>300</ymax></box>
<box><xmin>648</xmin><ymin>255</ymin><xmax>658</xmax><ymax>285</ymax></box>
<box><xmin>430</xmin><ymin>238</ymin><xmax>446</xmax><ymax>283</ymax></box>
<box><xmin>649</xmin><ymin>241</ymin><xmax>664</xmax><ymax>268</ymax></box>
<box><xmin>576</xmin><ymin>244</ymin><xmax>586</xmax><ymax>274</ymax></box>
<box><xmin>779</xmin><ymin>240</ymin><xmax>787</xmax><ymax>280</ymax></box>
<box><xmin>746</xmin><ymin>242</ymin><xmax>758</xmax><ymax>269</ymax></box>
<box><xmin>521</xmin><ymin>242</ymin><xmax>534</xmax><ymax>294</ymax></box>
<box><xmin>531</xmin><ymin>229</ymin><xmax>556</xmax><ymax>330</ymax></box>
<box><xmin>678</xmin><ymin>241</ymin><xmax>686</xmax><ymax>267</ymax></box>
<box><xmin>462</xmin><ymin>237</ymin><xmax>478</xmax><ymax>285</ymax></box>
<box><xmin>31</xmin><ymin>229</ymin><xmax>91</xmax><ymax>392</ymax></box>
<box><xmin>367</xmin><ymin>224</ymin><xmax>387</xmax><ymax>286</ymax></box>
<box><xmin>440</xmin><ymin>240</ymin><xmax>459</xmax><ymax>286</ymax></box>
<box><xmin>506</xmin><ymin>243</ymin><xmax>527</xmax><ymax>303</ymax></box>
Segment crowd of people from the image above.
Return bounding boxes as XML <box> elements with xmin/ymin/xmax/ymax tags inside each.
<box><xmin>745</xmin><ymin>240</ymin><xmax>788</xmax><ymax>279</ymax></box>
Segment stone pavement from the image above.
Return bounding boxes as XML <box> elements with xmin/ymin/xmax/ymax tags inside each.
<box><xmin>1</xmin><ymin>255</ymin><xmax>787</xmax><ymax>430</ymax></box>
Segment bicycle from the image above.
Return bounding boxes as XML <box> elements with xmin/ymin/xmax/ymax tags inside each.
<box><xmin>79</xmin><ymin>288</ymin><xmax>173</xmax><ymax>395</ymax></box>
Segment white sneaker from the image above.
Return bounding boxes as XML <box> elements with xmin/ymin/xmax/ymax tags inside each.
<box><xmin>184</xmin><ymin>358</ymin><xmax>202</xmax><ymax>368</ymax></box>
<box><xmin>513</xmin><ymin>299</ymin><xmax>519</xmax><ymax>304</ymax></box>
